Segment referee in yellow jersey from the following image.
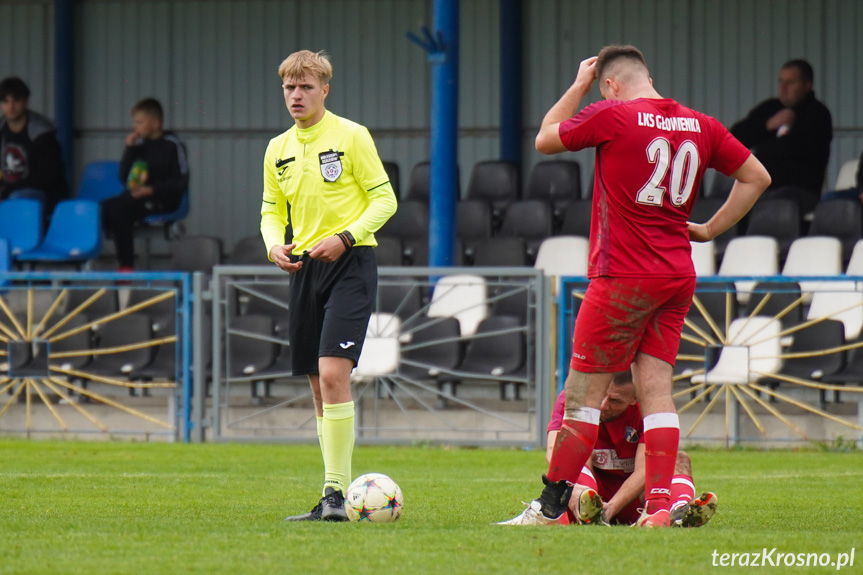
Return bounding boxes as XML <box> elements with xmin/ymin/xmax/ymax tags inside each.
<box><xmin>261</xmin><ymin>50</ymin><xmax>397</xmax><ymax>521</ymax></box>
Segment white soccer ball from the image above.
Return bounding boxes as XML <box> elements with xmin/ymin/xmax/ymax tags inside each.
<box><xmin>345</xmin><ymin>473</ymin><xmax>404</xmax><ymax>523</ymax></box>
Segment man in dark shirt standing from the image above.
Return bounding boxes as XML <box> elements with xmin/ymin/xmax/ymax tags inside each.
<box><xmin>730</xmin><ymin>59</ymin><xmax>832</xmax><ymax>215</ymax></box>
<box><xmin>102</xmin><ymin>98</ymin><xmax>189</xmax><ymax>270</ymax></box>
<box><xmin>0</xmin><ymin>77</ymin><xmax>68</xmax><ymax>211</ymax></box>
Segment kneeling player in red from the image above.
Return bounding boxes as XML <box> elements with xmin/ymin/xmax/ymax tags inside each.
<box><xmin>499</xmin><ymin>371</ymin><xmax>717</xmax><ymax>527</ymax></box>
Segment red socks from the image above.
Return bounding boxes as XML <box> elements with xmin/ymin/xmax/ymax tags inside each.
<box><xmin>643</xmin><ymin>412</ymin><xmax>680</xmax><ymax>514</ymax></box>
<box><xmin>671</xmin><ymin>474</ymin><xmax>696</xmax><ymax>510</ymax></box>
<box><xmin>547</xmin><ymin>407</ymin><xmax>599</xmax><ymax>483</ymax></box>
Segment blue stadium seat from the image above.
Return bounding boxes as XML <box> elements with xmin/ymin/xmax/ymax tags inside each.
<box><xmin>0</xmin><ymin>198</ymin><xmax>43</xmax><ymax>256</ymax></box>
<box><xmin>76</xmin><ymin>161</ymin><xmax>124</xmax><ymax>201</ymax></box>
<box><xmin>141</xmin><ymin>189</ymin><xmax>190</xmax><ymax>225</ymax></box>
<box><xmin>17</xmin><ymin>200</ymin><xmax>102</xmax><ymax>264</ymax></box>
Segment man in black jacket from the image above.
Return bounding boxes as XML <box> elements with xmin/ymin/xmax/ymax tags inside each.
<box><xmin>102</xmin><ymin>98</ymin><xmax>189</xmax><ymax>270</ymax></box>
<box><xmin>730</xmin><ymin>59</ymin><xmax>832</xmax><ymax>215</ymax></box>
<box><xmin>0</xmin><ymin>77</ymin><xmax>68</xmax><ymax>212</ymax></box>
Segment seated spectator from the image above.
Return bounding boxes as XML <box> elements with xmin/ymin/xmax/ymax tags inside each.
<box><xmin>730</xmin><ymin>59</ymin><xmax>832</xmax><ymax>215</ymax></box>
<box><xmin>0</xmin><ymin>76</ymin><xmax>69</xmax><ymax>211</ymax></box>
<box><xmin>102</xmin><ymin>98</ymin><xmax>189</xmax><ymax>270</ymax></box>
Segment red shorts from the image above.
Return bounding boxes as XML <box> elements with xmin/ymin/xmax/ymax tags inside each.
<box><xmin>570</xmin><ymin>276</ymin><xmax>696</xmax><ymax>372</ymax></box>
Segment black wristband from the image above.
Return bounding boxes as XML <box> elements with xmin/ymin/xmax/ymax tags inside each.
<box><xmin>335</xmin><ymin>232</ymin><xmax>350</xmax><ymax>250</ymax></box>
<box><xmin>341</xmin><ymin>230</ymin><xmax>356</xmax><ymax>247</ymax></box>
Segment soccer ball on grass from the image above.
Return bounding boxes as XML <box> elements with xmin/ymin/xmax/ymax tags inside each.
<box><xmin>345</xmin><ymin>473</ymin><xmax>404</xmax><ymax>523</ymax></box>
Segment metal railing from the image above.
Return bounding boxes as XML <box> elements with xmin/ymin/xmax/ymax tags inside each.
<box><xmin>207</xmin><ymin>266</ymin><xmax>552</xmax><ymax>447</ymax></box>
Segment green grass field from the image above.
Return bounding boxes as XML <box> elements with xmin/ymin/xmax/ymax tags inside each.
<box><xmin>1</xmin><ymin>440</ymin><xmax>861</xmax><ymax>575</ymax></box>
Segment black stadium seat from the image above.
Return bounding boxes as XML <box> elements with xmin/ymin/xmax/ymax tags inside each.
<box><xmin>499</xmin><ymin>200</ymin><xmax>553</xmax><ymax>264</ymax></box>
<box><xmin>808</xmin><ymin>199</ymin><xmax>863</xmax><ymax>265</ymax></box>
<box><xmin>466</xmin><ymin>161</ymin><xmax>520</xmax><ymax>228</ymax></box>
<box><xmin>526</xmin><ymin>160</ymin><xmax>582</xmax><ymax>224</ymax></box>
<box><xmin>745</xmin><ymin>199</ymin><xmax>800</xmax><ymax>261</ymax></box>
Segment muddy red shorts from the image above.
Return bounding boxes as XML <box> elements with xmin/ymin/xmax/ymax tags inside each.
<box><xmin>570</xmin><ymin>276</ymin><xmax>696</xmax><ymax>372</ymax></box>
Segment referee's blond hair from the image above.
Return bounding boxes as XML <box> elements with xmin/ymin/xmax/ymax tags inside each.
<box><xmin>278</xmin><ymin>50</ymin><xmax>333</xmax><ymax>85</ymax></box>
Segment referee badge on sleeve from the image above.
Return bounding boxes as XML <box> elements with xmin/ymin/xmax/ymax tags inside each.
<box><xmin>319</xmin><ymin>150</ymin><xmax>344</xmax><ymax>182</ymax></box>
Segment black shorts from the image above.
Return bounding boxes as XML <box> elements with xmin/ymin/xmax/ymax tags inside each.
<box><xmin>287</xmin><ymin>246</ymin><xmax>377</xmax><ymax>376</ymax></box>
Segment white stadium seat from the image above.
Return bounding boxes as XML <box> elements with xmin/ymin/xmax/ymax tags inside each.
<box><xmin>534</xmin><ymin>236</ymin><xmax>589</xmax><ymax>278</ymax></box>
<box><xmin>690</xmin><ymin>240</ymin><xmax>716</xmax><ymax>276</ymax></box>
<box><xmin>781</xmin><ymin>237</ymin><xmax>843</xmax><ymax>295</ymax></box>
<box><xmin>807</xmin><ymin>288</ymin><xmax>863</xmax><ymax>341</ymax></box>
<box><xmin>717</xmin><ymin>236</ymin><xmax>779</xmax><ymax>303</ymax></box>
<box><xmin>354</xmin><ymin>313</ymin><xmax>401</xmax><ymax>378</ymax></box>
<box><xmin>691</xmin><ymin>317</ymin><xmax>782</xmax><ymax>385</ymax></box>
<box><xmin>834</xmin><ymin>159</ymin><xmax>859</xmax><ymax>190</ymax></box>
<box><xmin>427</xmin><ymin>274</ymin><xmax>488</xmax><ymax>337</ymax></box>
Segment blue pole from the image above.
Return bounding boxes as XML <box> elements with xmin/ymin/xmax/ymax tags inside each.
<box><xmin>500</xmin><ymin>0</ymin><xmax>522</xmax><ymax>165</ymax></box>
<box><xmin>54</xmin><ymin>0</ymin><xmax>74</xmax><ymax>188</ymax></box>
<box><xmin>429</xmin><ymin>0</ymin><xmax>459</xmax><ymax>267</ymax></box>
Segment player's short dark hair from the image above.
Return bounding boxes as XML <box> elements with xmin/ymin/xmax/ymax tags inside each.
<box><xmin>131</xmin><ymin>97</ymin><xmax>163</xmax><ymax>121</ymax></box>
<box><xmin>0</xmin><ymin>77</ymin><xmax>31</xmax><ymax>101</ymax></box>
<box><xmin>612</xmin><ymin>369</ymin><xmax>634</xmax><ymax>386</ymax></box>
<box><xmin>781</xmin><ymin>59</ymin><xmax>814</xmax><ymax>84</ymax></box>
<box><xmin>596</xmin><ymin>45</ymin><xmax>648</xmax><ymax>81</ymax></box>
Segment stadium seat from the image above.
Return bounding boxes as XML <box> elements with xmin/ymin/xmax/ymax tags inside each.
<box><xmin>717</xmin><ymin>236</ymin><xmax>779</xmax><ymax>303</ymax></box>
<box><xmin>781</xmin><ymin>237</ymin><xmax>843</xmax><ymax>295</ymax></box>
<box><xmin>690</xmin><ymin>241</ymin><xmax>716</xmax><ymax>276</ymax></box>
<box><xmin>382</xmin><ymin>160</ymin><xmax>400</xmax><ymax>198</ymax></box>
<box><xmin>457</xmin><ymin>200</ymin><xmax>493</xmax><ymax>264</ymax></box>
<box><xmin>137</xmin><ymin>189</ymin><xmax>191</xmax><ymax>269</ymax></box>
<box><xmin>745</xmin><ymin>281</ymin><xmax>804</xmax><ymax>336</ymax></box>
<box><xmin>688</xmin><ymin>282</ymin><xmax>737</xmax><ymax>330</ymax></box>
<box><xmin>823</xmin><ymin>345</ymin><xmax>863</xmax><ymax>387</ymax></box>
<box><xmin>251</xmin><ymin>316</ymin><xmax>294</xmax><ymax>380</ymax></box>
<box><xmin>763</xmin><ymin>319</ymin><xmax>845</xmax><ymax>383</ymax></box>
<box><xmin>427</xmin><ymin>274</ymin><xmax>488</xmax><ymax>337</ymax></box>
<box><xmin>525</xmin><ymin>160</ymin><xmax>582</xmax><ymax>224</ymax></box>
<box><xmin>48</xmin><ymin>314</ymin><xmax>93</xmax><ymax>371</ymax></box>
<box><xmin>131</xmin><ymin>314</ymin><xmax>177</xmax><ymax>381</ymax></box>
<box><xmin>75</xmin><ymin>160</ymin><xmax>123</xmax><ymax>201</ymax></box>
<box><xmin>807</xmin><ymin>287</ymin><xmax>863</xmax><ymax>341</ymax></box>
<box><xmin>17</xmin><ymin>200</ymin><xmax>101</xmax><ymax>265</ymax></box>
<box><xmin>691</xmin><ymin>317</ymin><xmax>782</xmax><ymax>385</ymax></box>
<box><xmin>834</xmin><ymin>159</ymin><xmax>859</xmax><ymax>190</ymax></box>
<box><xmin>169</xmin><ymin>236</ymin><xmax>222</xmax><ymax>273</ymax></box>
<box><xmin>354</xmin><ymin>313</ymin><xmax>401</xmax><ymax>378</ymax></box>
<box><xmin>490</xmin><ymin>284</ymin><xmax>530</xmax><ymax>325</ymax></box>
<box><xmin>807</xmin><ymin>200</ymin><xmax>862</xmax><ymax>264</ymax></box>
<box><xmin>85</xmin><ymin>313</ymin><xmax>154</xmax><ymax>379</ymax></box>
<box><xmin>472</xmin><ymin>238</ymin><xmax>529</xmax><ymax>267</ymax></box>
<box><xmin>375</xmin><ymin>236</ymin><xmax>405</xmax><ymax>267</ymax></box>
<box><xmin>399</xmin><ymin>317</ymin><xmax>463</xmax><ymax>381</ymax></box>
<box><xmin>465</xmin><ymin>161</ymin><xmax>519</xmax><ymax>227</ymax></box>
<box><xmin>0</xmin><ymin>198</ymin><xmax>43</xmax><ymax>256</ymax></box>
<box><xmin>559</xmin><ymin>200</ymin><xmax>592</xmax><ymax>238</ymax></box>
<box><xmin>745</xmin><ymin>200</ymin><xmax>799</xmax><ymax>261</ymax></box>
<box><xmin>846</xmin><ymin>239</ymin><xmax>863</xmax><ymax>275</ymax></box>
<box><xmin>439</xmin><ymin>315</ymin><xmax>525</xmax><ymax>399</ymax></box>
<box><xmin>241</xmin><ymin>281</ymin><xmax>290</xmax><ymax>324</ymax></box>
<box><xmin>534</xmin><ymin>236</ymin><xmax>589</xmax><ymax>278</ymax></box>
<box><xmin>63</xmin><ymin>287</ymin><xmax>120</xmax><ymax>319</ymax></box>
<box><xmin>377</xmin><ymin>281</ymin><xmax>424</xmax><ymax>322</ymax></box>
<box><xmin>227</xmin><ymin>236</ymin><xmax>271</xmax><ymax>266</ymax></box>
<box><xmin>499</xmin><ymin>200</ymin><xmax>553</xmax><ymax>263</ymax></box>
<box><xmin>378</xmin><ymin>200</ymin><xmax>429</xmax><ymax>265</ymax></box>
<box><xmin>227</xmin><ymin>314</ymin><xmax>278</xmax><ymax>378</ymax></box>
<box><xmin>405</xmin><ymin>161</ymin><xmax>460</xmax><ymax>204</ymax></box>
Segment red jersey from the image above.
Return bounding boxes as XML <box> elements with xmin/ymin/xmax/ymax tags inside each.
<box><xmin>548</xmin><ymin>391</ymin><xmax>644</xmax><ymax>480</ymax></box>
<box><xmin>559</xmin><ymin>98</ymin><xmax>750</xmax><ymax>278</ymax></box>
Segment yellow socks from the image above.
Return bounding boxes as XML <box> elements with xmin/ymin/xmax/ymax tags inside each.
<box><xmin>316</xmin><ymin>415</ymin><xmax>325</xmax><ymax>457</ymax></box>
<box><xmin>321</xmin><ymin>401</ymin><xmax>355</xmax><ymax>495</ymax></box>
